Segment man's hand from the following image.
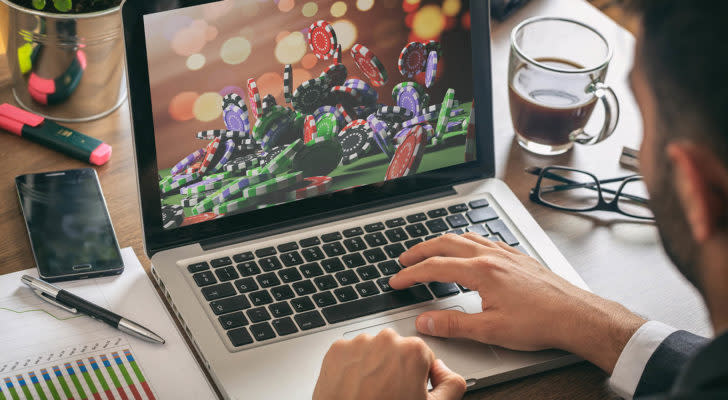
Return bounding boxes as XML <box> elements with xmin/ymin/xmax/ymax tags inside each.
<box><xmin>389</xmin><ymin>233</ymin><xmax>646</xmax><ymax>374</ymax></box>
<box><xmin>313</xmin><ymin>329</ymin><xmax>466</xmax><ymax>400</ymax></box>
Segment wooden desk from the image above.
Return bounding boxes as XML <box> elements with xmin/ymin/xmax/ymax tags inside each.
<box><xmin>0</xmin><ymin>1</ymin><xmax>710</xmax><ymax>399</ymax></box>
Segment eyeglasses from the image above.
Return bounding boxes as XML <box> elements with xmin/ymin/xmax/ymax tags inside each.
<box><xmin>527</xmin><ymin>166</ymin><xmax>655</xmax><ymax>220</ymax></box>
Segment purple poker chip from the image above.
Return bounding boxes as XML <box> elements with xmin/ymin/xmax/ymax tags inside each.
<box><xmin>212</xmin><ymin>139</ymin><xmax>236</xmax><ymax>171</ymax></box>
<box><xmin>446</xmin><ymin>121</ymin><xmax>462</xmax><ymax>132</ymax></box>
<box><xmin>170</xmin><ymin>148</ymin><xmax>205</xmax><ymax>176</ymax></box>
<box><xmin>343</xmin><ymin>79</ymin><xmax>378</xmax><ymax>103</ymax></box>
<box><xmin>401</xmin><ymin>113</ymin><xmax>431</xmax><ymax>129</ymax></box>
<box><xmin>180</xmin><ymin>174</ymin><xmax>225</xmax><ymax>195</ymax></box>
<box><xmin>261</xmin><ymin>116</ymin><xmax>293</xmax><ymax>151</ymax></box>
<box><xmin>396</xmin><ymin>86</ymin><xmax>421</xmax><ymax>114</ymax></box>
<box><xmin>450</xmin><ymin>108</ymin><xmax>465</xmax><ymax>118</ymax></box>
<box><xmin>367</xmin><ymin>114</ymin><xmax>393</xmax><ymax>158</ymax></box>
<box><xmin>224</xmin><ymin>104</ymin><xmax>250</xmax><ymax>133</ymax></box>
<box><xmin>422</xmin><ymin>123</ymin><xmax>435</xmax><ymax>140</ymax></box>
<box><xmin>425</xmin><ymin>51</ymin><xmax>439</xmax><ymax>88</ymax></box>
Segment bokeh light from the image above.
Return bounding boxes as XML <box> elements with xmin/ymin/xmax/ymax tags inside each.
<box><xmin>292</xmin><ymin>68</ymin><xmax>313</xmax><ymax>88</ymax></box>
<box><xmin>219</xmin><ymin>86</ymin><xmax>246</xmax><ymax>99</ymax></box>
<box><xmin>403</xmin><ymin>0</ymin><xmax>421</xmax><ymax>13</ymax></box>
<box><xmin>331</xmin><ymin>1</ymin><xmax>347</xmax><ymax>17</ymax></box>
<box><xmin>171</xmin><ymin>19</ymin><xmax>209</xmax><ymax>57</ymax></box>
<box><xmin>203</xmin><ymin>0</ymin><xmax>234</xmax><ymax>20</ymax></box>
<box><xmin>186</xmin><ymin>54</ymin><xmax>206</xmax><ymax>70</ymax></box>
<box><xmin>193</xmin><ymin>92</ymin><xmax>223</xmax><ymax>121</ymax></box>
<box><xmin>163</xmin><ymin>15</ymin><xmax>193</xmax><ymax>41</ymax></box>
<box><xmin>168</xmin><ymin>91</ymin><xmax>199</xmax><ymax>121</ymax></box>
<box><xmin>206</xmin><ymin>26</ymin><xmax>218</xmax><ymax>41</ymax></box>
<box><xmin>412</xmin><ymin>5</ymin><xmax>445</xmax><ymax>40</ymax></box>
<box><xmin>275</xmin><ymin>31</ymin><xmax>308</xmax><ymax>65</ymax></box>
<box><xmin>302</xmin><ymin>2</ymin><xmax>319</xmax><ymax>17</ymax></box>
<box><xmin>356</xmin><ymin>0</ymin><xmax>374</xmax><ymax>12</ymax></box>
<box><xmin>301</xmin><ymin>53</ymin><xmax>319</xmax><ymax>69</ymax></box>
<box><xmin>276</xmin><ymin>31</ymin><xmax>291</xmax><ymax>42</ymax></box>
<box><xmin>239</xmin><ymin>0</ymin><xmax>260</xmax><ymax>17</ymax></box>
<box><xmin>278</xmin><ymin>0</ymin><xmax>295</xmax><ymax>12</ymax></box>
<box><xmin>220</xmin><ymin>36</ymin><xmax>252</xmax><ymax>65</ymax></box>
<box><xmin>258</xmin><ymin>72</ymin><xmax>284</xmax><ymax>98</ymax></box>
<box><xmin>331</xmin><ymin>20</ymin><xmax>357</xmax><ymax>51</ymax></box>
<box><xmin>442</xmin><ymin>0</ymin><xmax>461</xmax><ymax>16</ymax></box>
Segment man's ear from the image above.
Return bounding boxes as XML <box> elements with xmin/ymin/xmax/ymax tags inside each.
<box><xmin>667</xmin><ymin>141</ymin><xmax>728</xmax><ymax>242</ymax></box>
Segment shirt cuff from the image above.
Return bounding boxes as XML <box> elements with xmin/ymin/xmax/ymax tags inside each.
<box><xmin>609</xmin><ymin>321</ymin><xmax>677</xmax><ymax>399</ymax></box>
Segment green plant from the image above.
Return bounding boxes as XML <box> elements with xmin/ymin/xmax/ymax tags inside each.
<box><xmin>32</xmin><ymin>0</ymin><xmax>72</xmax><ymax>12</ymax></box>
<box><xmin>13</xmin><ymin>0</ymin><xmax>121</xmax><ymax>13</ymax></box>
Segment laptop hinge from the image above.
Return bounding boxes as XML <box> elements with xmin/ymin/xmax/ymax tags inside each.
<box><xmin>199</xmin><ymin>184</ymin><xmax>457</xmax><ymax>251</ymax></box>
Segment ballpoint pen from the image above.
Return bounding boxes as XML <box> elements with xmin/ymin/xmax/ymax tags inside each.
<box><xmin>21</xmin><ymin>275</ymin><xmax>165</xmax><ymax>344</ymax></box>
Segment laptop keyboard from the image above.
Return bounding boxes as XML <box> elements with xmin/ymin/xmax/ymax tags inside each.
<box><xmin>185</xmin><ymin>197</ymin><xmax>528</xmax><ymax>349</ymax></box>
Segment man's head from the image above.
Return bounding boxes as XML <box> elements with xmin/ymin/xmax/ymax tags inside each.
<box><xmin>626</xmin><ymin>1</ymin><xmax>728</xmax><ymax>290</ymax></box>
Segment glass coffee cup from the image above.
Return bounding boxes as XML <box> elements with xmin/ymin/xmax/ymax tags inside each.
<box><xmin>509</xmin><ymin>17</ymin><xmax>619</xmax><ymax>156</ymax></box>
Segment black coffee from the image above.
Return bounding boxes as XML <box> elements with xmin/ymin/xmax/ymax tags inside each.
<box><xmin>509</xmin><ymin>58</ymin><xmax>597</xmax><ymax>146</ymax></box>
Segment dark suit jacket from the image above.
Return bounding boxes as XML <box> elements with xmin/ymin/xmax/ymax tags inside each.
<box><xmin>635</xmin><ymin>330</ymin><xmax>728</xmax><ymax>399</ymax></box>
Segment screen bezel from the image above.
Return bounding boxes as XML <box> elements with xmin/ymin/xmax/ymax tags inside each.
<box><xmin>123</xmin><ymin>0</ymin><xmax>495</xmax><ymax>257</ymax></box>
<box><xmin>15</xmin><ymin>168</ymin><xmax>124</xmax><ymax>281</ymax></box>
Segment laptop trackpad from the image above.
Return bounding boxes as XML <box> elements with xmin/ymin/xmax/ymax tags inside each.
<box><xmin>343</xmin><ymin>307</ymin><xmax>502</xmax><ymax>377</ymax></box>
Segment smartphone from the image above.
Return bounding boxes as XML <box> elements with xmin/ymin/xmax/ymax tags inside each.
<box><xmin>15</xmin><ymin>168</ymin><xmax>124</xmax><ymax>282</ymax></box>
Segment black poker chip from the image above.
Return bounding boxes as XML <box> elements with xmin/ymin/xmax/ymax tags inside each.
<box><xmin>224</xmin><ymin>153</ymin><xmax>261</xmax><ymax>173</ymax></box>
<box><xmin>321</xmin><ymin>63</ymin><xmax>348</xmax><ymax>87</ymax></box>
<box><xmin>337</xmin><ymin>120</ymin><xmax>373</xmax><ymax>164</ymax></box>
<box><xmin>222</xmin><ymin>93</ymin><xmax>245</xmax><ymax>110</ymax></box>
<box><xmin>292</xmin><ymin>75</ymin><xmax>332</xmax><ymax>115</ymax></box>
<box><xmin>161</xmin><ymin>204</ymin><xmax>184</xmax><ymax>229</ymax></box>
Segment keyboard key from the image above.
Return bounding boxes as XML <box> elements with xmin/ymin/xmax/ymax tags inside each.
<box><xmin>446</xmin><ymin>214</ymin><xmax>469</xmax><ymax>228</ymax></box>
<box><xmin>342</xmin><ymin>253</ymin><xmax>366</xmax><ymax>269</ymax></box>
<box><xmin>215</xmin><ymin>266</ymin><xmax>239</xmax><ymax>282</ymax></box>
<box><xmin>404</xmin><ymin>238</ymin><xmax>423</xmax><ymax>249</ymax></box>
<box><xmin>294</xmin><ymin>310</ymin><xmax>326</xmax><ymax>330</ymax></box>
<box><xmin>426</xmin><ymin>218</ymin><xmax>449</xmax><ymax>233</ymax></box>
<box><xmin>514</xmin><ymin>245</ymin><xmax>529</xmax><ymax>255</ymax></box>
<box><xmin>255</xmin><ymin>247</ymin><xmax>277</xmax><ymax>258</ymax></box>
<box><xmin>466</xmin><ymin>224</ymin><xmax>489</xmax><ymax>236</ymax></box>
<box><xmin>187</xmin><ymin>262</ymin><xmax>209</xmax><ymax>273</ymax></box>
<box><xmin>234</xmin><ymin>278</ymin><xmax>258</xmax><ymax>293</ymax></box>
<box><xmin>355</xmin><ymin>281</ymin><xmax>380</xmax><ymax>297</ymax></box>
<box><xmin>469</xmin><ymin>198</ymin><xmax>489</xmax><ymax>209</ymax></box>
<box><xmin>384</xmin><ymin>228</ymin><xmax>408</xmax><ymax>243</ymax></box>
<box><xmin>269</xmin><ymin>301</ymin><xmax>293</xmax><ymax>318</ymax></box>
<box><xmin>363</xmin><ymin>248</ymin><xmax>387</xmax><ymax>263</ymax></box>
<box><xmin>259</xmin><ymin>256</ymin><xmax>282</xmax><ymax>272</ymax></box>
<box><xmin>377</xmin><ymin>260</ymin><xmax>401</xmax><ymax>276</ymax></box>
<box><xmin>280</xmin><ymin>251</ymin><xmax>304</xmax><ymax>267</ymax></box>
<box><xmin>321</xmin><ymin>258</ymin><xmax>345</xmax><ymax>273</ymax></box>
<box><xmin>405</xmin><ymin>223</ymin><xmax>428</xmax><ymax>238</ymax></box>
<box><xmin>467</xmin><ymin>207</ymin><xmax>498</xmax><ymax>223</ymax></box>
<box><xmin>246</xmin><ymin>307</ymin><xmax>271</xmax><ymax>323</ymax></box>
<box><xmin>300</xmin><ymin>237</ymin><xmax>321</xmax><ymax>247</ymax></box>
<box><xmin>249</xmin><ymin>290</ymin><xmax>273</xmax><ymax>306</ymax></box>
<box><xmin>333</xmin><ymin>286</ymin><xmax>358</xmax><ymax>302</ymax></box>
<box><xmin>291</xmin><ymin>296</ymin><xmax>315</xmax><ymax>313</ymax></box>
<box><xmin>406</xmin><ymin>213</ymin><xmax>427</xmax><ymax>223</ymax></box>
<box><xmin>343</xmin><ymin>237</ymin><xmax>367</xmax><ymax>252</ymax></box>
<box><xmin>321</xmin><ymin>232</ymin><xmax>342</xmax><ymax>242</ymax></box>
<box><xmin>301</xmin><ymin>247</ymin><xmax>325</xmax><ymax>262</ymax></box>
<box><xmin>489</xmin><ymin>233</ymin><xmax>502</xmax><ymax>243</ymax></box>
<box><xmin>335</xmin><ymin>270</ymin><xmax>360</xmax><ymax>286</ymax></box>
<box><xmin>210</xmin><ymin>295</ymin><xmax>251</xmax><ymax>315</ymax></box>
<box><xmin>314</xmin><ymin>275</ymin><xmax>338</xmax><ymax>291</ymax></box>
<box><xmin>448</xmin><ymin>204</ymin><xmax>468</xmax><ymax>213</ymax></box>
<box><xmin>322</xmin><ymin>285</ymin><xmax>434</xmax><ymax>324</ymax></box>
<box><xmin>384</xmin><ymin>243</ymin><xmax>406</xmax><ymax>259</ymax></box>
<box><xmin>343</xmin><ymin>227</ymin><xmax>364</xmax><ymax>237</ymax></box>
<box><xmin>425</xmin><ymin>234</ymin><xmax>442</xmax><ymax>240</ymax></box>
<box><xmin>357</xmin><ymin>265</ymin><xmax>381</xmax><ymax>281</ymax></box>
<box><xmin>272</xmin><ymin>317</ymin><xmax>298</xmax><ymax>336</ymax></box>
<box><xmin>364</xmin><ymin>222</ymin><xmax>385</xmax><ymax>232</ymax></box>
<box><xmin>201</xmin><ymin>282</ymin><xmax>236</xmax><ymax>301</ymax></box>
<box><xmin>277</xmin><ymin>242</ymin><xmax>299</xmax><ymax>252</ymax></box>
<box><xmin>193</xmin><ymin>271</ymin><xmax>216</xmax><ymax>287</ymax></box>
<box><xmin>270</xmin><ymin>285</ymin><xmax>295</xmax><ymax>301</ymax></box>
<box><xmin>427</xmin><ymin>208</ymin><xmax>447</xmax><ymax>218</ymax></box>
<box><xmin>313</xmin><ymin>291</ymin><xmax>337</xmax><ymax>307</ymax></box>
<box><xmin>377</xmin><ymin>277</ymin><xmax>393</xmax><ymax>292</ymax></box>
<box><xmin>278</xmin><ymin>267</ymin><xmax>303</xmax><ymax>283</ymax></box>
<box><xmin>237</xmin><ymin>261</ymin><xmax>260</xmax><ymax>277</ymax></box>
<box><xmin>292</xmin><ymin>280</ymin><xmax>317</xmax><ymax>296</ymax></box>
<box><xmin>250</xmin><ymin>322</ymin><xmax>276</xmax><ymax>341</ymax></box>
<box><xmin>210</xmin><ymin>257</ymin><xmax>233</xmax><ymax>268</ymax></box>
<box><xmin>300</xmin><ymin>263</ymin><xmax>324</xmax><ymax>278</ymax></box>
<box><xmin>363</xmin><ymin>232</ymin><xmax>387</xmax><ymax>247</ymax></box>
<box><xmin>428</xmin><ymin>282</ymin><xmax>460</xmax><ymax>298</ymax></box>
<box><xmin>447</xmin><ymin>229</ymin><xmax>464</xmax><ymax>235</ymax></box>
<box><xmin>219</xmin><ymin>312</ymin><xmax>248</xmax><ymax>330</ymax></box>
<box><xmin>227</xmin><ymin>327</ymin><xmax>253</xmax><ymax>347</ymax></box>
<box><xmin>256</xmin><ymin>272</ymin><xmax>280</xmax><ymax>288</ymax></box>
<box><xmin>486</xmin><ymin>220</ymin><xmax>519</xmax><ymax>246</ymax></box>
<box><xmin>385</xmin><ymin>217</ymin><xmax>406</xmax><ymax>228</ymax></box>
<box><xmin>322</xmin><ymin>242</ymin><xmax>346</xmax><ymax>257</ymax></box>
<box><xmin>233</xmin><ymin>252</ymin><xmax>254</xmax><ymax>263</ymax></box>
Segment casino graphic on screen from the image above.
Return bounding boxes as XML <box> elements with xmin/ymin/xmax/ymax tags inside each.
<box><xmin>144</xmin><ymin>0</ymin><xmax>475</xmax><ymax>229</ymax></box>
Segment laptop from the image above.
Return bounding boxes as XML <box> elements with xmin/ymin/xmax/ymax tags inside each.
<box><xmin>122</xmin><ymin>1</ymin><xmax>589</xmax><ymax>398</ymax></box>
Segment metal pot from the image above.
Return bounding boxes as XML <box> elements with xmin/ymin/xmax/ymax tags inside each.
<box><xmin>1</xmin><ymin>0</ymin><xmax>126</xmax><ymax>122</ymax></box>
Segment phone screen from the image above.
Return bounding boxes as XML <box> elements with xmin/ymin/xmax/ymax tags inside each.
<box><xmin>16</xmin><ymin>168</ymin><xmax>123</xmax><ymax>280</ymax></box>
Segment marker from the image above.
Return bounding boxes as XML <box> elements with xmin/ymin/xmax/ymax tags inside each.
<box><xmin>0</xmin><ymin>103</ymin><xmax>111</xmax><ymax>166</ymax></box>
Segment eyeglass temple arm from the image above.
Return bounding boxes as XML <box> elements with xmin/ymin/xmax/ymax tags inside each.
<box><xmin>527</xmin><ymin>168</ymin><xmax>648</xmax><ymax>203</ymax></box>
<box><xmin>526</xmin><ymin>167</ymin><xmax>638</xmax><ymax>185</ymax></box>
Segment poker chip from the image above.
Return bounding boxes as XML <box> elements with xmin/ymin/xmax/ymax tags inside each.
<box><xmin>223</xmin><ymin>103</ymin><xmax>250</xmax><ymax>133</ymax></box>
<box><xmin>284</xmin><ymin>64</ymin><xmax>293</xmax><ymax>104</ymax></box>
<box><xmin>292</xmin><ymin>139</ymin><xmax>342</xmax><ymax>178</ymax></box>
<box><xmin>425</xmin><ymin>51</ymin><xmax>439</xmax><ymax>88</ymax></box>
<box><xmin>261</xmin><ymin>139</ymin><xmax>304</xmax><ymax>175</ymax></box>
<box><xmin>422</xmin><ymin>123</ymin><xmax>435</xmax><ymax>141</ymax></box>
<box><xmin>181</xmin><ymin>191</ymin><xmax>215</xmax><ymax>207</ymax></box>
<box><xmin>181</xmin><ymin>212</ymin><xmax>218</xmax><ymax>226</ymax></box>
<box><xmin>334</xmin><ymin>44</ymin><xmax>342</xmax><ymax>64</ymax></box>
<box><xmin>261</xmin><ymin>115</ymin><xmax>293</xmax><ymax>151</ymax></box>
<box><xmin>214</xmin><ymin>172</ymin><xmax>303</xmax><ymax>215</ymax></box>
<box><xmin>183</xmin><ymin>161</ymin><xmax>201</xmax><ymax>175</ymax></box>
<box><xmin>224</xmin><ymin>153</ymin><xmax>261</xmax><ymax>173</ymax></box>
<box><xmin>351</xmin><ymin>44</ymin><xmax>388</xmax><ymax>87</ymax></box>
<box><xmin>330</xmin><ymin>85</ymin><xmax>373</xmax><ymax>111</ymax></box>
<box><xmin>199</xmin><ymin>137</ymin><xmax>221</xmax><ymax>175</ymax></box>
<box><xmin>194</xmin><ymin>173</ymin><xmax>273</xmax><ymax>214</ymax></box>
<box><xmin>392</xmin><ymin>81</ymin><xmax>425</xmax><ymax>103</ymax></box>
<box><xmin>284</xmin><ymin>176</ymin><xmax>333</xmax><ymax>201</ymax></box>
<box><xmin>367</xmin><ymin>114</ymin><xmax>394</xmax><ymax>159</ymax></box>
<box><xmin>446</xmin><ymin>120</ymin><xmax>463</xmax><ymax>132</ymax></box>
<box><xmin>181</xmin><ymin>176</ymin><xmax>225</xmax><ymax>195</ymax></box>
<box><xmin>253</xmin><ymin>105</ymin><xmax>289</xmax><ymax>140</ymax></box>
<box><xmin>315</xmin><ymin>113</ymin><xmax>340</xmax><ymax>140</ymax></box>
<box><xmin>425</xmin><ymin>40</ymin><xmax>442</xmax><ymax>58</ymax></box>
<box><xmin>336</xmin><ymin>104</ymin><xmax>353</xmax><ymax>124</ymax></box>
<box><xmin>385</xmin><ymin>125</ymin><xmax>426</xmax><ymax>181</ymax></box>
<box><xmin>420</xmin><ymin>101</ymin><xmax>461</xmax><ymax>116</ymax></box>
<box><xmin>161</xmin><ymin>172</ymin><xmax>200</xmax><ymax>193</ymax></box>
<box><xmin>261</xmin><ymin>94</ymin><xmax>277</xmax><ymax>116</ymax></box>
<box><xmin>337</xmin><ymin>119</ymin><xmax>373</xmax><ymax>164</ymax></box>
<box><xmin>212</xmin><ymin>139</ymin><xmax>236</xmax><ymax>171</ymax></box>
<box><xmin>247</xmin><ymin>78</ymin><xmax>262</xmax><ymax>119</ymax></box>
<box><xmin>308</xmin><ymin>20</ymin><xmax>338</xmax><ymax>60</ymax></box>
<box><xmin>397</xmin><ymin>86</ymin><xmax>421</xmax><ymax>114</ymax></box>
<box><xmin>376</xmin><ymin>105</ymin><xmax>414</xmax><ymax>123</ymax></box>
<box><xmin>343</xmin><ymin>79</ymin><xmax>377</xmax><ymax>102</ymax></box>
<box><xmin>170</xmin><ymin>148</ymin><xmax>205</xmax><ymax>176</ymax></box>
<box><xmin>196</xmin><ymin>129</ymin><xmax>250</xmax><ymax>140</ymax></box>
<box><xmin>292</xmin><ymin>75</ymin><xmax>331</xmax><ymax>115</ymax></box>
<box><xmin>321</xmin><ymin>63</ymin><xmax>348</xmax><ymax>87</ymax></box>
<box><xmin>398</xmin><ymin>42</ymin><xmax>427</xmax><ymax>79</ymax></box>
<box><xmin>222</xmin><ymin>93</ymin><xmax>245</xmax><ymax>110</ymax></box>
<box><xmin>435</xmin><ymin>88</ymin><xmax>456</xmax><ymax>140</ymax></box>
<box><xmin>260</xmin><ymin>146</ymin><xmax>284</xmax><ymax>166</ymax></box>
<box><xmin>304</xmin><ymin>114</ymin><xmax>318</xmax><ymax>143</ymax></box>
<box><xmin>161</xmin><ymin>205</ymin><xmax>185</xmax><ymax>229</ymax></box>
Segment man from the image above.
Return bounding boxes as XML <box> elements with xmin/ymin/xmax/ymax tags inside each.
<box><xmin>312</xmin><ymin>1</ymin><xmax>728</xmax><ymax>399</ymax></box>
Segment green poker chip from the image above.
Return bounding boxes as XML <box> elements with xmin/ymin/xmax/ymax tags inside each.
<box><xmin>260</xmin><ymin>139</ymin><xmax>304</xmax><ymax>176</ymax></box>
<box><xmin>315</xmin><ymin>113</ymin><xmax>340</xmax><ymax>140</ymax></box>
<box><xmin>160</xmin><ymin>172</ymin><xmax>200</xmax><ymax>193</ymax></box>
<box><xmin>252</xmin><ymin>105</ymin><xmax>290</xmax><ymax>140</ymax></box>
<box><xmin>435</xmin><ymin>88</ymin><xmax>455</xmax><ymax>139</ymax></box>
<box><xmin>213</xmin><ymin>172</ymin><xmax>303</xmax><ymax>215</ymax></box>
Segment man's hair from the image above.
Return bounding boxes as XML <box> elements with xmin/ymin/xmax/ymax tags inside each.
<box><xmin>625</xmin><ymin>0</ymin><xmax>728</xmax><ymax>164</ymax></box>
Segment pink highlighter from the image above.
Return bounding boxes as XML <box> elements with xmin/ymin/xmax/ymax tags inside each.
<box><xmin>0</xmin><ymin>103</ymin><xmax>111</xmax><ymax>166</ymax></box>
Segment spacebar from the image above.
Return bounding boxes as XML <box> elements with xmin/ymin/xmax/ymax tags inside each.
<box><xmin>322</xmin><ymin>285</ymin><xmax>434</xmax><ymax>324</ymax></box>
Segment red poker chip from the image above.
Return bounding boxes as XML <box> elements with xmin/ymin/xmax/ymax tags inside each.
<box><xmin>334</xmin><ymin>44</ymin><xmax>342</xmax><ymax>64</ymax></box>
<box><xmin>199</xmin><ymin>137</ymin><xmax>221</xmax><ymax>175</ymax></box>
<box><xmin>181</xmin><ymin>212</ymin><xmax>218</xmax><ymax>226</ymax></box>
<box><xmin>304</xmin><ymin>115</ymin><xmax>318</xmax><ymax>143</ymax></box>
<box><xmin>308</xmin><ymin>20</ymin><xmax>337</xmax><ymax>60</ymax></box>
<box><xmin>289</xmin><ymin>176</ymin><xmax>333</xmax><ymax>200</ymax></box>
<box><xmin>398</xmin><ymin>42</ymin><xmax>427</xmax><ymax>79</ymax></box>
<box><xmin>247</xmin><ymin>78</ymin><xmax>262</xmax><ymax>119</ymax></box>
<box><xmin>351</xmin><ymin>44</ymin><xmax>388</xmax><ymax>87</ymax></box>
<box><xmin>385</xmin><ymin>125</ymin><xmax>426</xmax><ymax>181</ymax></box>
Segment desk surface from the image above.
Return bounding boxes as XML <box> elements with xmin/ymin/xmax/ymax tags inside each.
<box><xmin>0</xmin><ymin>0</ymin><xmax>711</xmax><ymax>399</ymax></box>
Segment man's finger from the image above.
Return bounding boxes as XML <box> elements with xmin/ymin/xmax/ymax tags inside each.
<box><xmin>428</xmin><ymin>359</ymin><xmax>466</xmax><ymax>400</ymax></box>
<box><xmin>399</xmin><ymin>234</ymin><xmax>490</xmax><ymax>267</ymax></box>
<box><xmin>415</xmin><ymin>310</ymin><xmax>487</xmax><ymax>340</ymax></box>
<box><xmin>389</xmin><ymin>257</ymin><xmax>478</xmax><ymax>290</ymax></box>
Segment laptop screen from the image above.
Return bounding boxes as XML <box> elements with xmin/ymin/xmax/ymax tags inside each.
<box><xmin>142</xmin><ymin>0</ymin><xmax>476</xmax><ymax>230</ymax></box>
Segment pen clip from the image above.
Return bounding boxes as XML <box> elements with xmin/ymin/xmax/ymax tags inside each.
<box><xmin>34</xmin><ymin>289</ymin><xmax>78</xmax><ymax>314</ymax></box>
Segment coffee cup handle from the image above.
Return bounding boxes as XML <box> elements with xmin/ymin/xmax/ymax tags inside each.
<box><xmin>570</xmin><ymin>82</ymin><xmax>620</xmax><ymax>145</ymax></box>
